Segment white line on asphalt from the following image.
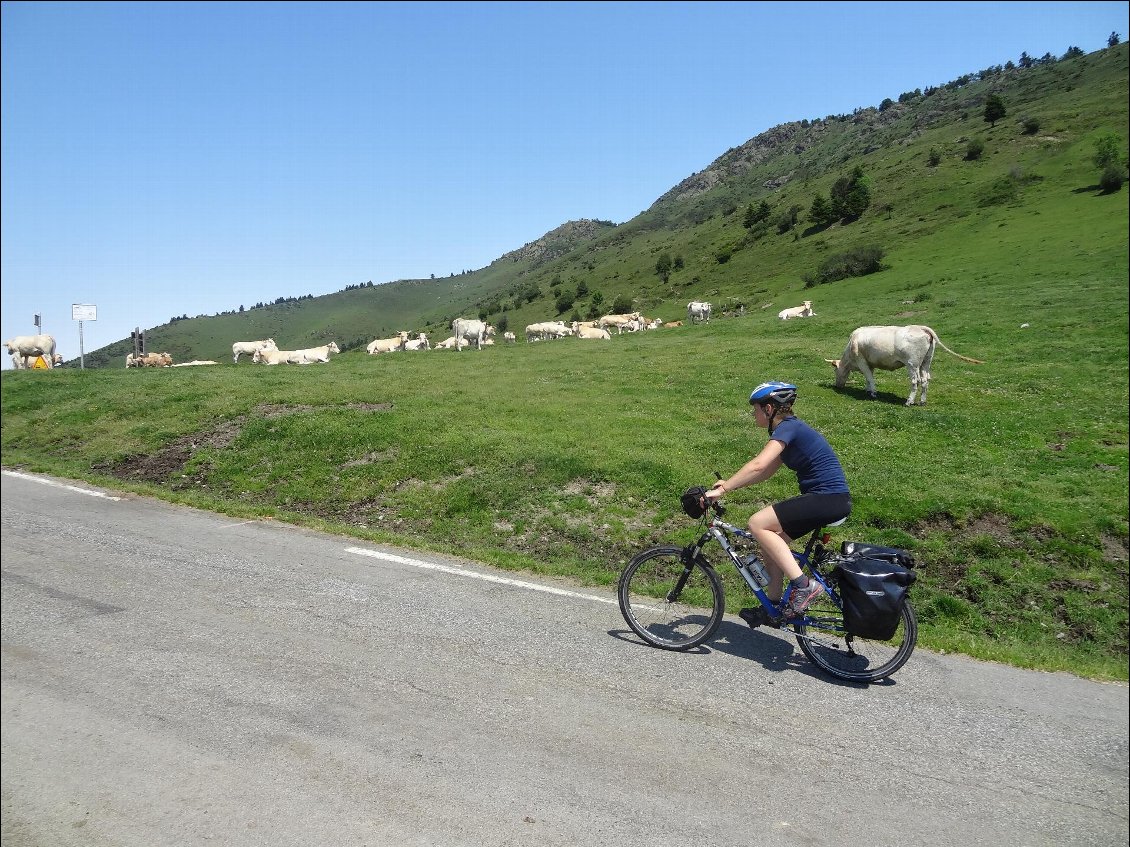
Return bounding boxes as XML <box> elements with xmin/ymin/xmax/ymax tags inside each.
<box><xmin>345</xmin><ymin>546</ymin><xmax>618</xmax><ymax>605</ymax></box>
<box><xmin>2</xmin><ymin>469</ymin><xmax>123</xmax><ymax>501</ymax></box>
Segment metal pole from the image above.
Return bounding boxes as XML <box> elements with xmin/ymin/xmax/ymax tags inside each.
<box><xmin>79</xmin><ymin>321</ymin><xmax>85</xmax><ymax>370</ymax></box>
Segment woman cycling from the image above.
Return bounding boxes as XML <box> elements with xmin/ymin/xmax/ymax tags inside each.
<box><xmin>703</xmin><ymin>381</ymin><xmax>851</xmax><ymax>623</ymax></box>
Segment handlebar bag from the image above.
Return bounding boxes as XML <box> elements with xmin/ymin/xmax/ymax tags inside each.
<box><xmin>832</xmin><ymin>552</ymin><xmax>916</xmax><ymax>640</ymax></box>
<box><xmin>680</xmin><ymin>486</ymin><xmax>708</xmax><ymax>518</ymax></box>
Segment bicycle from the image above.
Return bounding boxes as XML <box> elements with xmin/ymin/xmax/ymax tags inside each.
<box><xmin>617</xmin><ymin>492</ymin><xmax>917</xmax><ymax>682</ymax></box>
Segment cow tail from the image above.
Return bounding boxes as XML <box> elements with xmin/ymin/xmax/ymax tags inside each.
<box><xmin>928</xmin><ymin>328</ymin><xmax>984</xmax><ymax>364</ymax></box>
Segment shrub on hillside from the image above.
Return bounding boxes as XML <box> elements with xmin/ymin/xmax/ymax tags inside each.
<box><xmin>1099</xmin><ymin>165</ymin><xmax>1125</xmax><ymax>193</ymax></box>
<box><xmin>610</xmin><ymin>295</ymin><xmax>632</xmax><ymax>314</ymax></box>
<box><xmin>802</xmin><ymin>244</ymin><xmax>886</xmax><ymax>287</ymax></box>
<box><xmin>965</xmin><ymin>138</ymin><xmax>985</xmax><ymax>160</ymax></box>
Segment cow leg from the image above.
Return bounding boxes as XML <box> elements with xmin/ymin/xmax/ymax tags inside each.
<box><xmin>918</xmin><ymin>368</ymin><xmax>930</xmax><ymax>405</ymax></box>
<box><xmin>905</xmin><ymin>365</ymin><xmax>920</xmax><ymax>406</ymax></box>
<box><xmin>857</xmin><ymin>362</ymin><xmax>878</xmax><ymax>398</ymax></box>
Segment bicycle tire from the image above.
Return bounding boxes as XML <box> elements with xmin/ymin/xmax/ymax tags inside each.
<box><xmin>618</xmin><ymin>545</ymin><xmax>725</xmax><ymax>651</ymax></box>
<box><xmin>794</xmin><ymin>593</ymin><xmax>918</xmax><ymax>683</ymax></box>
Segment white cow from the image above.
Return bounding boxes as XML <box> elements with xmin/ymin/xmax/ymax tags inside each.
<box><xmin>170</xmin><ymin>360</ymin><xmax>219</xmax><ymax>367</ymax></box>
<box><xmin>452</xmin><ymin>318</ymin><xmax>495</xmax><ymax>351</ymax></box>
<box><xmin>4</xmin><ymin>334</ymin><xmax>57</xmax><ymax>368</ymax></box>
<box><xmin>598</xmin><ymin>312</ymin><xmax>642</xmax><ymax>334</ymax></box>
<box><xmin>432</xmin><ymin>336</ymin><xmax>460</xmax><ymax>350</ymax></box>
<box><xmin>367</xmin><ymin>331</ymin><xmax>409</xmax><ymax>354</ymax></box>
<box><xmin>287</xmin><ymin>342</ymin><xmax>340</xmax><ymax>364</ymax></box>
<box><xmin>232</xmin><ymin>338</ymin><xmax>277</xmax><ymax>363</ymax></box>
<box><xmin>503</xmin><ymin>331</ymin><xmax>517</xmax><ymax>343</ymax></box>
<box><xmin>687</xmin><ymin>302</ymin><xmax>712</xmax><ymax>324</ymax></box>
<box><xmin>404</xmin><ymin>334</ymin><xmax>431</xmax><ymax>351</ymax></box>
<box><xmin>826</xmin><ymin>325</ymin><xmax>984</xmax><ymax>406</ymax></box>
<box><xmin>525</xmin><ymin>321</ymin><xmax>572</xmax><ymax>342</ymax></box>
<box><xmin>778</xmin><ymin>300</ymin><xmax>815</xmax><ymax>320</ymax></box>
<box><xmin>253</xmin><ymin>348</ymin><xmax>293</xmax><ymax>365</ymax></box>
<box><xmin>574</xmin><ymin>324</ymin><xmax>612</xmax><ymax>340</ymax></box>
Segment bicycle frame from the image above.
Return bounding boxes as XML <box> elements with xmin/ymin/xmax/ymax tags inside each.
<box><xmin>684</xmin><ymin>509</ymin><xmax>839</xmax><ymax>626</ymax></box>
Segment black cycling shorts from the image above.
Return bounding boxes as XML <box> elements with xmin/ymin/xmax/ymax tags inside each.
<box><xmin>772</xmin><ymin>493</ymin><xmax>852</xmax><ymax>541</ymax></box>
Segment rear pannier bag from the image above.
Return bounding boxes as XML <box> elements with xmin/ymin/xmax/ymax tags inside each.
<box><xmin>833</xmin><ymin>547</ymin><xmax>917</xmax><ymax>641</ymax></box>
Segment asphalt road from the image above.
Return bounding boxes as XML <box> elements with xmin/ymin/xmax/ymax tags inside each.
<box><xmin>2</xmin><ymin>469</ymin><xmax>1127</xmax><ymax>847</ymax></box>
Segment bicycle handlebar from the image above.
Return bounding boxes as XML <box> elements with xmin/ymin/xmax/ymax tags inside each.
<box><xmin>710</xmin><ymin>471</ymin><xmax>727</xmax><ymax>516</ymax></box>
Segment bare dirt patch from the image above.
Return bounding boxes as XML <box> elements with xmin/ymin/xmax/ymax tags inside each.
<box><xmin>97</xmin><ymin>402</ymin><xmax>394</xmax><ymax>485</ymax></box>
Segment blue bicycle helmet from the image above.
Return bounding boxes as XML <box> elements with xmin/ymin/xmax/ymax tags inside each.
<box><xmin>749</xmin><ymin>381</ymin><xmax>797</xmax><ymax>406</ymax></box>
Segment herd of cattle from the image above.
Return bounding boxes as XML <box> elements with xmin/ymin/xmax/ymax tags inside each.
<box><xmin>5</xmin><ymin>299</ymin><xmax>983</xmax><ymax>405</ymax></box>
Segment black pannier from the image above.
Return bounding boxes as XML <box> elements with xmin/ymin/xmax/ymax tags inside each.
<box><xmin>833</xmin><ymin>545</ymin><xmax>917</xmax><ymax>640</ymax></box>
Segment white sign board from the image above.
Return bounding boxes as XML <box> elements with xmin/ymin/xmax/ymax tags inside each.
<box><xmin>72</xmin><ymin>303</ymin><xmax>97</xmax><ymax>321</ymax></box>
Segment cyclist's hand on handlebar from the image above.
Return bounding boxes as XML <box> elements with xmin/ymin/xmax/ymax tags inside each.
<box><xmin>703</xmin><ymin>480</ymin><xmax>726</xmax><ymax>501</ymax></box>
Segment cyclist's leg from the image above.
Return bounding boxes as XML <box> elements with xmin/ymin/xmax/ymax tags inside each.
<box><xmin>748</xmin><ymin>504</ymin><xmax>801</xmax><ymax>594</ymax></box>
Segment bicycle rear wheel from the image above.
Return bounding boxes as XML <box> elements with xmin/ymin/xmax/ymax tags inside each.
<box><xmin>618</xmin><ymin>545</ymin><xmax>725</xmax><ymax>651</ymax></box>
<box><xmin>794</xmin><ymin>593</ymin><xmax>917</xmax><ymax>682</ymax></box>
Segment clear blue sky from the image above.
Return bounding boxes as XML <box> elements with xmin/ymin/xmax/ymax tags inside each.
<box><xmin>3</xmin><ymin>1</ymin><xmax>1127</xmax><ymax>364</ymax></box>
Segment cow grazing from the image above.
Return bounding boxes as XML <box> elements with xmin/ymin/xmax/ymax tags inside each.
<box><xmin>503</xmin><ymin>331</ymin><xmax>517</xmax><ymax>343</ymax></box>
<box><xmin>4</xmin><ymin>334</ymin><xmax>57</xmax><ymax>368</ymax></box>
<box><xmin>232</xmin><ymin>338</ymin><xmax>277</xmax><ymax>363</ymax></box>
<box><xmin>525</xmin><ymin>321</ymin><xmax>572</xmax><ymax>342</ymax></box>
<box><xmin>778</xmin><ymin>300</ymin><xmax>815</xmax><ymax>320</ymax></box>
<box><xmin>287</xmin><ymin>342</ymin><xmax>340</xmax><ymax>364</ymax></box>
<box><xmin>367</xmin><ymin>332</ymin><xmax>409</xmax><ymax>354</ymax></box>
<box><xmin>452</xmin><ymin>318</ymin><xmax>495</xmax><ymax>351</ymax></box>
<box><xmin>826</xmin><ymin>325</ymin><xmax>984</xmax><ymax>405</ymax></box>
<box><xmin>687</xmin><ymin>301</ymin><xmax>712</xmax><ymax>324</ymax></box>
<box><xmin>598</xmin><ymin>312</ymin><xmax>642</xmax><ymax>334</ymax></box>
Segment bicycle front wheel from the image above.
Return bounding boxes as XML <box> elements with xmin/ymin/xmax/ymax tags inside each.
<box><xmin>794</xmin><ymin>594</ymin><xmax>918</xmax><ymax>683</ymax></box>
<box><xmin>618</xmin><ymin>545</ymin><xmax>725</xmax><ymax>651</ymax></box>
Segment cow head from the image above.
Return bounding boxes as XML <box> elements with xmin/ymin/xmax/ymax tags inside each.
<box><xmin>825</xmin><ymin>358</ymin><xmax>849</xmax><ymax>388</ymax></box>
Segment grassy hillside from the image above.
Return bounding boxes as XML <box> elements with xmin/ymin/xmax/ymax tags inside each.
<box><xmin>5</xmin><ymin>44</ymin><xmax>1127</xmax><ymax>681</ymax></box>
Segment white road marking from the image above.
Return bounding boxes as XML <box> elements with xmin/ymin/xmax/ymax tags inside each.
<box><xmin>3</xmin><ymin>469</ymin><xmax>123</xmax><ymax>500</ymax></box>
<box><xmin>346</xmin><ymin>545</ymin><xmax>618</xmax><ymax>605</ymax></box>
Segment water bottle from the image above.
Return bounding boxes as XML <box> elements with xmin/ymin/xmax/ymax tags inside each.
<box><xmin>742</xmin><ymin>553</ymin><xmax>770</xmax><ymax>587</ymax></box>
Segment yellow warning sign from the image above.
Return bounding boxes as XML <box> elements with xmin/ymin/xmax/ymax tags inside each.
<box><xmin>31</xmin><ymin>356</ymin><xmax>49</xmax><ymax>370</ymax></box>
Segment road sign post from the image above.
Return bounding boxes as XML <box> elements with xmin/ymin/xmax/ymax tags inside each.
<box><xmin>72</xmin><ymin>304</ymin><xmax>97</xmax><ymax>370</ymax></box>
